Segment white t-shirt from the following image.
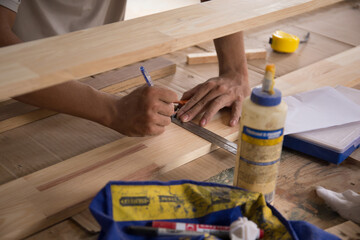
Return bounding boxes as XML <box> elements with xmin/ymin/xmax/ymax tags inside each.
<box><xmin>0</xmin><ymin>0</ymin><xmax>127</xmax><ymax>41</ymax></box>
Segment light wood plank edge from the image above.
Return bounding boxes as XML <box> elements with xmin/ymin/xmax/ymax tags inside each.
<box><xmin>71</xmin><ymin>209</ymin><xmax>100</xmax><ymax>234</ymax></box>
<box><xmin>325</xmin><ymin>221</ymin><xmax>360</xmax><ymax>240</ymax></box>
<box><xmin>186</xmin><ymin>48</ymin><xmax>267</xmax><ymax>65</ymax></box>
<box><xmin>0</xmin><ymin>63</ymin><xmax>176</xmax><ymax>134</ymax></box>
<box><xmin>0</xmin><ymin>0</ymin><xmax>343</xmax><ymax>99</ymax></box>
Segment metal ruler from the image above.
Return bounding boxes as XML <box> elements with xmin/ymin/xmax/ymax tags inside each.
<box><xmin>171</xmin><ymin>116</ymin><xmax>238</xmax><ymax>155</ymax></box>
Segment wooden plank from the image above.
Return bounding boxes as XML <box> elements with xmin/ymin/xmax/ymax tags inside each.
<box><xmin>0</xmin><ymin>57</ymin><xmax>175</xmax><ymax>134</ymax></box>
<box><xmin>0</xmin><ymin>0</ymin><xmax>343</xmax><ymax>99</ymax></box>
<box><xmin>0</xmin><ymin>100</ymin><xmax>38</xmax><ymax>121</ymax></box>
<box><xmin>80</xmin><ymin>57</ymin><xmax>176</xmax><ymax>93</ymax></box>
<box><xmin>0</xmin><ymin>167</ymin><xmax>16</xmax><ymax>185</ymax></box>
<box><xmin>20</xmin><ymin>114</ymin><xmax>123</xmax><ymax>161</ymax></box>
<box><xmin>325</xmin><ymin>221</ymin><xmax>360</xmax><ymax>240</ymax></box>
<box><xmin>274</xmin><ymin>153</ymin><xmax>360</xmax><ymax>230</ymax></box>
<box><xmin>25</xmin><ymin>219</ymin><xmax>98</xmax><ymax>240</ymax></box>
<box><xmin>1</xmin><ymin>44</ymin><xmax>360</xmax><ymax>238</ymax></box>
<box><xmin>245</xmin><ymin>25</ymin><xmax>352</xmax><ymax>77</ymax></box>
<box><xmin>186</xmin><ymin>48</ymin><xmax>267</xmax><ymax>65</ymax></box>
<box><xmin>71</xmin><ymin>209</ymin><xmax>100</xmax><ymax>234</ymax></box>
<box><xmin>276</xmin><ymin>46</ymin><xmax>360</xmax><ymax>96</ymax></box>
<box><xmin>162</xmin><ymin>47</ymin><xmax>264</xmax><ymax>89</ymax></box>
<box><xmin>0</xmin><ymin>109</ymin><xmax>56</xmax><ymax>134</ymax></box>
<box><xmin>0</xmin><ymin>127</ymin><xmax>62</xmax><ymax>178</ymax></box>
<box><xmin>0</xmin><ymin>114</ymin><xmax>237</xmax><ymax>239</ymax></box>
<box><xmin>295</xmin><ymin>2</ymin><xmax>360</xmax><ymax>46</ymax></box>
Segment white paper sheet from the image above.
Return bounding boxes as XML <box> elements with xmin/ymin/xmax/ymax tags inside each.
<box><xmin>283</xmin><ymin>86</ymin><xmax>360</xmax><ymax>135</ymax></box>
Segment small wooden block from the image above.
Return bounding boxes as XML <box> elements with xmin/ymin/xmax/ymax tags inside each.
<box><xmin>186</xmin><ymin>48</ymin><xmax>267</xmax><ymax>65</ymax></box>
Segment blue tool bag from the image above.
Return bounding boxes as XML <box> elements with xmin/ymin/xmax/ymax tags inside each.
<box><xmin>90</xmin><ymin>180</ymin><xmax>339</xmax><ymax>240</ymax></box>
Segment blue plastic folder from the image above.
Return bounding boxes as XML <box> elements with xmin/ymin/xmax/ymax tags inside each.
<box><xmin>90</xmin><ymin>180</ymin><xmax>339</xmax><ymax>240</ymax></box>
<box><xmin>283</xmin><ymin>86</ymin><xmax>360</xmax><ymax>164</ymax></box>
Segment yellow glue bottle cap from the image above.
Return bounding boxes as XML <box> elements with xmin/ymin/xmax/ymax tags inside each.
<box><xmin>251</xmin><ymin>64</ymin><xmax>281</xmax><ymax>106</ymax></box>
<box><xmin>270</xmin><ymin>30</ymin><xmax>299</xmax><ymax>53</ymax></box>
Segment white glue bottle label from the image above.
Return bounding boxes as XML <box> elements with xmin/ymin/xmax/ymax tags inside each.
<box><xmin>234</xmin><ymin>64</ymin><xmax>287</xmax><ymax>203</ymax></box>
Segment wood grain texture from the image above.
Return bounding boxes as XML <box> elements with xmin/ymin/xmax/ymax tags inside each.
<box><xmin>246</xmin><ymin>25</ymin><xmax>352</xmax><ymax>77</ymax></box>
<box><xmin>295</xmin><ymin>2</ymin><xmax>360</xmax><ymax>46</ymax></box>
<box><xmin>71</xmin><ymin>209</ymin><xmax>100</xmax><ymax>234</ymax></box>
<box><xmin>1</xmin><ymin>45</ymin><xmax>360</xmax><ymax>238</ymax></box>
<box><xmin>20</xmin><ymin>114</ymin><xmax>123</xmax><ymax>161</ymax></box>
<box><xmin>25</xmin><ymin>218</ymin><xmax>98</xmax><ymax>240</ymax></box>
<box><xmin>162</xmin><ymin>46</ymin><xmax>264</xmax><ymax>89</ymax></box>
<box><xmin>0</xmin><ymin>0</ymin><xmax>343</xmax><ymax>99</ymax></box>
<box><xmin>0</xmin><ymin>113</ymin><xmax>237</xmax><ymax>239</ymax></box>
<box><xmin>186</xmin><ymin>48</ymin><xmax>267</xmax><ymax>65</ymax></box>
<box><xmin>0</xmin><ymin>127</ymin><xmax>62</xmax><ymax>178</ymax></box>
<box><xmin>276</xmin><ymin>46</ymin><xmax>360</xmax><ymax>96</ymax></box>
<box><xmin>274</xmin><ymin>152</ymin><xmax>360</xmax><ymax>230</ymax></box>
<box><xmin>325</xmin><ymin>221</ymin><xmax>360</xmax><ymax>240</ymax></box>
<box><xmin>0</xmin><ymin>167</ymin><xmax>16</xmax><ymax>185</ymax></box>
<box><xmin>81</xmin><ymin>57</ymin><xmax>176</xmax><ymax>93</ymax></box>
<box><xmin>0</xmin><ymin>57</ymin><xmax>175</xmax><ymax>134</ymax></box>
<box><xmin>0</xmin><ymin>100</ymin><xmax>38</xmax><ymax>121</ymax></box>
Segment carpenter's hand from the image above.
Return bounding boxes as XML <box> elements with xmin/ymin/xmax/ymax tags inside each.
<box><xmin>110</xmin><ymin>85</ymin><xmax>178</xmax><ymax>136</ymax></box>
<box><xmin>176</xmin><ymin>72</ymin><xmax>250</xmax><ymax>127</ymax></box>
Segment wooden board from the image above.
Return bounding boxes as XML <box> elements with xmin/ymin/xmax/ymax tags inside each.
<box><xmin>1</xmin><ymin>44</ymin><xmax>360</xmax><ymax>239</ymax></box>
<box><xmin>0</xmin><ymin>127</ymin><xmax>62</xmax><ymax>178</ymax></box>
<box><xmin>245</xmin><ymin>25</ymin><xmax>352</xmax><ymax>77</ymax></box>
<box><xmin>71</xmin><ymin>209</ymin><xmax>100</xmax><ymax>234</ymax></box>
<box><xmin>325</xmin><ymin>221</ymin><xmax>360</xmax><ymax>240</ymax></box>
<box><xmin>0</xmin><ymin>0</ymin><xmax>343</xmax><ymax>99</ymax></box>
<box><xmin>25</xmin><ymin>218</ymin><xmax>98</xmax><ymax>240</ymax></box>
<box><xmin>162</xmin><ymin>46</ymin><xmax>265</xmax><ymax>88</ymax></box>
<box><xmin>186</xmin><ymin>48</ymin><xmax>266</xmax><ymax>65</ymax></box>
<box><xmin>294</xmin><ymin>2</ymin><xmax>360</xmax><ymax>46</ymax></box>
<box><xmin>0</xmin><ymin>114</ymin><xmax>237</xmax><ymax>239</ymax></box>
<box><xmin>276</xmin><ymin>46</ymin><xmax>360</xmax><ymax>96</ymax></box>
<box><xmin>0</xmin><ymin>57</ymin><xmax>175</xmax><ymax>134</ymax></box>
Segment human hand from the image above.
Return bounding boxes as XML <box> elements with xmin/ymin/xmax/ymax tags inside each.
<box><xmin>176</xmin><ymin>72</ymin><xmax>250</xmax><ymax>127</ymax></box>
<box><xmin>109</xmin><ymin>85</ymin><xmax>178</xmax><ymax>137</ymax></box>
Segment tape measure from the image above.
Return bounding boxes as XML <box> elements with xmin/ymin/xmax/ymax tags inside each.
<box><xmin>269</xmin><ymin>30</ymin><xmax>310</xmax><ymax>53</ymax></box>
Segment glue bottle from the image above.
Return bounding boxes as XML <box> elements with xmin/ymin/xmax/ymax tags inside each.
<box><xmin>234</xmin><ymin>64</ymin><xmax>287</xmax><ymax>203</ymax></box>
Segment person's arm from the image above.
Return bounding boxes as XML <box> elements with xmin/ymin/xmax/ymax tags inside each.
<box><xmin>176</xmin><ymin>0</ymin><xmax>250</xmax><ymax>127</ymax></box>
<box><xmin>177</xmin><ymin>31</ymin><xmax>250</xmax><ymax>127</ymax></box>
<box><xmin>0</xmin><ymin>5</ymin><xmax>21</xmax><ymax>46</ymax></box>
<box><xmin>0</xmin><ymin>5</ymin><xmax>178</xmax><ymax>137</ymax></box>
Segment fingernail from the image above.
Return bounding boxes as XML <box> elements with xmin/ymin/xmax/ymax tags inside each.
<box><xmin>230</xmin><ymin>119</ymin><xmax>237</xmax><ymax>126</ymax></box>
<box><xmin>181</xmin><ymin>114</ymin><xmax>189</xmax><ymax>122</ymax></box>
<box><xmin>200</xmin><ymin>118</ymin><xmax>207</xmax><ymax>127</ymax></box>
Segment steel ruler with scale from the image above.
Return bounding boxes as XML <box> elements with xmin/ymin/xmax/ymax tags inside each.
<box><xmin>171</xmin><ymin>116</ymin><xmax>238</xmax><ymax>155</ymax></box>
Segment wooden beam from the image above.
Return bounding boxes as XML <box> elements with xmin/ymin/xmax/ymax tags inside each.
<box><xmin>0</xmin><ymin>45</ymin><xmax>359</xmax><ymax>239</ymax></box>
<box><xmin>0</xmin><ymin>0</ymin><xmax>342</xmax><ymax>99</ymax></box>
<box><xmin>186</xmin><ymin>48</ymin><xmax>267</xmax><ymax>65</ymax></box>
<box><xmin>0</xmin><ymin>57</ymin><xmax>175</xmax><ymax>133</ymax></box>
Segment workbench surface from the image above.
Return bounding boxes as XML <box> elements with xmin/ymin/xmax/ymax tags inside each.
<box><xmin>0</xmin><ymin>1</ymin><xmax>359</xmax><ymax>239</ymax></box>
